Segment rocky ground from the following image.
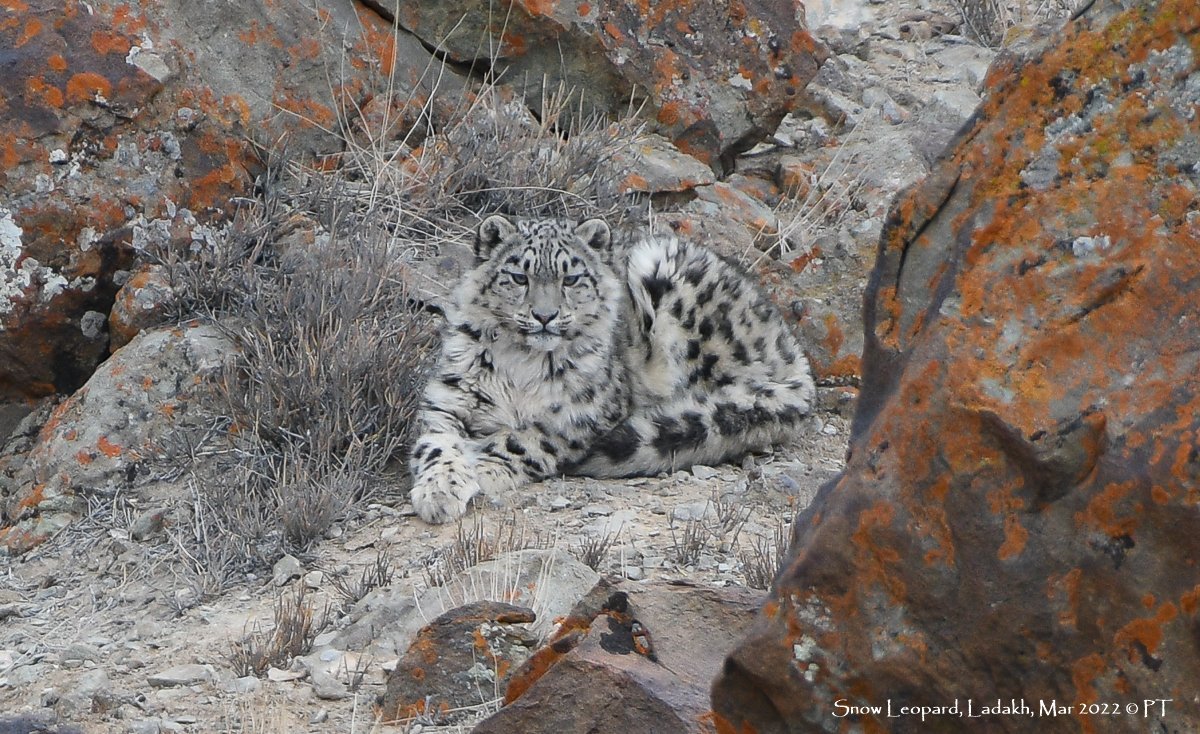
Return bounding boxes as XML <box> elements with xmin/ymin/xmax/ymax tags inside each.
<box><xmin>0</xmin><ymin>0</ymin><xmax>1078</xmax><ymax>732</ymax></box>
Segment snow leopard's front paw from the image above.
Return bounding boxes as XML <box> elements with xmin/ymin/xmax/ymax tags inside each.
<box><xmin>409</xmin><ymin>435</ymin><xmax>479</xmax><ymax>524</ymax></box>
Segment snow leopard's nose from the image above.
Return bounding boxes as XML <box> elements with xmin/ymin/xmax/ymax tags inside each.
<box><xmin>532</xmin><ymin>309</ymin><xmax>558</xmax><ymax>325</ymax></box>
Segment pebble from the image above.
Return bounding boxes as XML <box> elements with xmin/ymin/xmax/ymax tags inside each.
<box><xmin>691</xmin><ymin>465</ymin><xmax>720</xmax><ymax>481</ymax></box>
<box><xmin>672</xmin><ymin>501</ymin><xmax>713</xmax><ymax>522</ymax></box>
<box><xmin>622</xmin><ymin>566</ymin><xmax>645</xmax><ymax>581</ymax></box>
<box><xmin>549</xmin><ymin>495</ymin><xmax>571</xmax><ymax>510</ymax></box>
<box><xmin>582</xmin><ymin>504</ymin><xmax>612</xmax><ymax>517</ymax></box>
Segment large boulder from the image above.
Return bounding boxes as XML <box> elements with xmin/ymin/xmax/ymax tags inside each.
<box><xmin>713</xmin><ymin>0</ymin><xmax>1200</xmax><ymax>732</ymax></box>
<box><xmin>0</xmin><ymin>323</ymin><xmax>230</xmax><ymax>554</ymax></box>
<box><xmin>393</xmin><ymin>0</ymin><xmax>826</xmax><ymax>171</ymax></box>
<box><xmin>0</xmin><ymin>0</ymin><xmax>465</xmax><ymax>403</ymax></box>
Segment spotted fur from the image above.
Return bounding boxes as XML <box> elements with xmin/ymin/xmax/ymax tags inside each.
<box><xmin>408</xmin><ymin>214</ymin><xmax>814</xmax><ymax>523</ymax></box>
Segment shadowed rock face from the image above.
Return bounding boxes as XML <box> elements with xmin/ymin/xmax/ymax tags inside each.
<box><xmin>713</xmin><ymin>0</ymin><xmax>1200</xmax><ymax>732</ymax></box>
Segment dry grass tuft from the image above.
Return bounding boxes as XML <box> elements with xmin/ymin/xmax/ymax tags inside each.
<box><xmin>423</xmin><ymin>512</ymin><xmax>546</xmax><ymax>588</ymax></box>
<box><xmin>229</xmin><ymin>585</ymin><xmax>330</xmax><ymax>678</ymax></box>
<box><xmin>739</xmin><ymin>515</ymin><xmax>792</xmax><ymax>591</ymax></box>
<box><xmin>331</xmin><ymin>548</ymin><xmax>396</xmax><ymax>614</ymax></box>
<box><xmin>949</xmin><ymin>0</ymin><xmax>1080</xmax><ymax>47</ymax></box>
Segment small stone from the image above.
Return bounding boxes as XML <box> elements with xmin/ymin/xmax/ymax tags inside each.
<box><xmin>622</xmin><ymin>566</ymin><xmax>645</xmax><ymax>581</ymax></box>
<box><xmin>303</xmin><ymin>570</ymin><xmax>324</xmax><ymax>589</ymax></box>
<box><xmin>313</xmin><ymin>631</ymin><xmax>338</xmax><ymax>647</ymax></box>
<box><xmin>148</xmin><ymin>663</ymin><xmax>213</xmax><ymax>688</ymax></box>
<box><xmin>130</xmin><ymin>509</ymin><xmax>168</xmax><ymax>541</ymax></box>
<box><xmin>549</xmin><ymin>495</ymin><xmax>571</xmax><ymax>510</ymax></box>
<box><xmin>311</xmin><ymin>668</ymin><xmax>349</xmax><ymax>700</ymax></box>
<box><xmin>272</xmin><ymin>554</ymin><xmax>303</xmax><ymax>586</ymax></box>
<box><xmin>691</xmin><ymin>465</ymin><xmax>720</xmax><ymax>481</ymax></box>
<box><xmin>672</xmin><ymin>501</ymin><xmax>713</xmax><ymax>522</ymax></box>
<box><xmin>267</xmin><ymin>667</ymin><xmax>306</xmax><ymax>682</ymax></box>
<box><xmin>582</xmin><ymin>504</ymin><xmax>612</xmax><ymax>517</ymax></box>
<box><xmin>310</xmin><ymin>708</ymin><xmax>329</xmax><ymax>724</ymax></box>
<box><xmin>224</xmin><ymin>676</ymin><xmax>261</xmax><ymax>694</ymax></box>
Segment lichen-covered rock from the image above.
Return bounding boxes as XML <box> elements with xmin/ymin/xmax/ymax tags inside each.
<box><xmin>379</xmin><ymin>601</ymin><xmax>537</xmax><ymax>723</ymax></box>
<box><xmin>474</xmin><ymin>582</ymin><xmax>763</xmax><ymax>734</ymax></box>
<box><xmin>712</xmin><ymin>1</ymin><xmax>1200</xmax><ymax>731</ymax></box>
<box><xmin>0</xmin><ymin>0</ymin><xmax>252</xmax><ymax>400</ymax></box>
<box><xmin>394</xmin><ymin>0</ymin><xmax>826</xmax><ymax>172</ymax></box>
<box><xmin>0</xmin><ymin>324</ymin><xmax>231</xmax><ymax>554</ymax></box>
<box><xmin>0</xmin><ymin>0</ymin><xmax>465</xmax><ymax>402</ymax></box>
<box><xmin>108</xmin><ymin>264</ymin><xmax>174</xmax><ymax>351</ymax></box>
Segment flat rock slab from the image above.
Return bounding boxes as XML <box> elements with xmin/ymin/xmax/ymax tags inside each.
<box><xmin>147</xmin><ymin>663</ymin><xmax>214</xmax><ymax>688</ymax></box>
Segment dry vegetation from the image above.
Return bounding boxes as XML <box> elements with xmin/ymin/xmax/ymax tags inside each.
<box><xmin>949</xmin><ymin>0</ymin><xmax>1080</xmax><ymax>46</ymax></box>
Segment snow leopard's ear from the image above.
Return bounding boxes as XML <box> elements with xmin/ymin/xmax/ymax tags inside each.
<box><xmin>476</xmin><ymin>214</ymin><xmax>517</xmax><ymax>260</ymax></box>
<box><xmin>574</xmin><ymin>218</ymin><xmax>611</xmax><ymax>255</ymax></box>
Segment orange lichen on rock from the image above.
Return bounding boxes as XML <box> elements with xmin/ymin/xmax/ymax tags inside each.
<box><xmin>91</xmin><ymin>28</ymin><xmax>131</xmax><ymax>55</ymax></box>
<box><xmin>65</xmin><ymin>72</ymin><xmax>113</xmax><ymax>103</ymax></box>
<box><xmin>713</xmin><ymin>0</ymin><xmax>1200</xmax><ymax>730</ymax></box>
<box><xmin>97</xmin><ymin>436</ymin><xmax>122</xmax><ymax>458</ymax></box>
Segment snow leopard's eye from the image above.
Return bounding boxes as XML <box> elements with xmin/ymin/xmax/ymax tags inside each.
<box><xmin>506</xmin><ymin>271</ymin><xmax>528</xmax><ymax>286</ymax></box>
<box><xmin>562</xmin><ymin>274</ymin><xmax>581</xmax><ymax>287</ymax></box>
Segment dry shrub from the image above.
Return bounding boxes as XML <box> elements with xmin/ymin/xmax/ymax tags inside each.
<box><xmin>229</xmin><ymin>584</ymin><xmax>330</xmax><ymax>677</ymax></box>
<box><xmin>330</xmin><ymin>548</ymin><xmax>396</xmax><ymax>614</ymax></box>
<box><xmin>739</xmin><ymin>515</ymin><xmax>792</xmax><ymax>591</ymax></box>
<box><xmin>322</xmin><ymin>81</ymin><xmax>643</xmax><ymax>251</ymax></box>
<box><xmin>949</xmin><ymin>0</ymin><xmax>1080</xmax><ymax>47</ymax></box>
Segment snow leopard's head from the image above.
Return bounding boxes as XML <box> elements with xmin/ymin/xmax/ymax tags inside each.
<box><xmin>463</xmin><ymin>214</ymin><xmax>622</xmax><ymax>352</ymax></box>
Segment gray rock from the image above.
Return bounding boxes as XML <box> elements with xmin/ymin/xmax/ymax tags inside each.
<box><xmin>393</xmin><ymin>0</ymin><xmax>825</xmax><ymax>171</ymax></box>
<box><xmin>3</xmin><ymin>324</ymin><xmax>232</xmax><ymax>553</ymax></box>
<box><xmin>272</xmin><ymin>554</ymin><xmax>304</xmax><ymax>586</ymax></box>
<box><xmin>310</xmin><ymin>668</ymin><xmax>349</xmax><ymax>701</ymax></box>
<box><xmin>932</xmin><ymin>87</ymin><xmax>983</xmax><ymax>121</ymax></box>
<box><xmin>147</xmin><ymin>663</ymin><xmax>213</xmax><ymax>688</ymax></box>
<box><xmin>931</xmin><ymin>43</ymin><xmax>996</xmax><ymax>88</ymax></box>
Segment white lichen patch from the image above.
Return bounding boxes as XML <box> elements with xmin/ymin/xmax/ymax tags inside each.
<box><xmin>792</xmin><ymin>634</ymin><xmax>819</xmax><ymax>662</ymax></box>
<box><xmin>1</xmin><ymin>208</ymin><xmax>70</xmax><ymax>317</ymax></box>
<box><xmin>728</xmin><ymin>73</ymin><xmax>754</xmax><ymax>91</ymax></box>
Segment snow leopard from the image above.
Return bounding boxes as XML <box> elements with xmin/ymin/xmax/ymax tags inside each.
<box><xmin>408</xmin><ymin>214</ymin><xmax>815</xmax><ymax>524</ymax></box>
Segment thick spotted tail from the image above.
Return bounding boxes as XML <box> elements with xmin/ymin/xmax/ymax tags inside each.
<box><xmin>567</xmin><ymin>234</ymin><xmax>815</xmax><ymax>478</ymax></box>
<box><xmin>567</xmin><ymin>375</ymin><xmax>813</xmax><ymax>477</ymax></box>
